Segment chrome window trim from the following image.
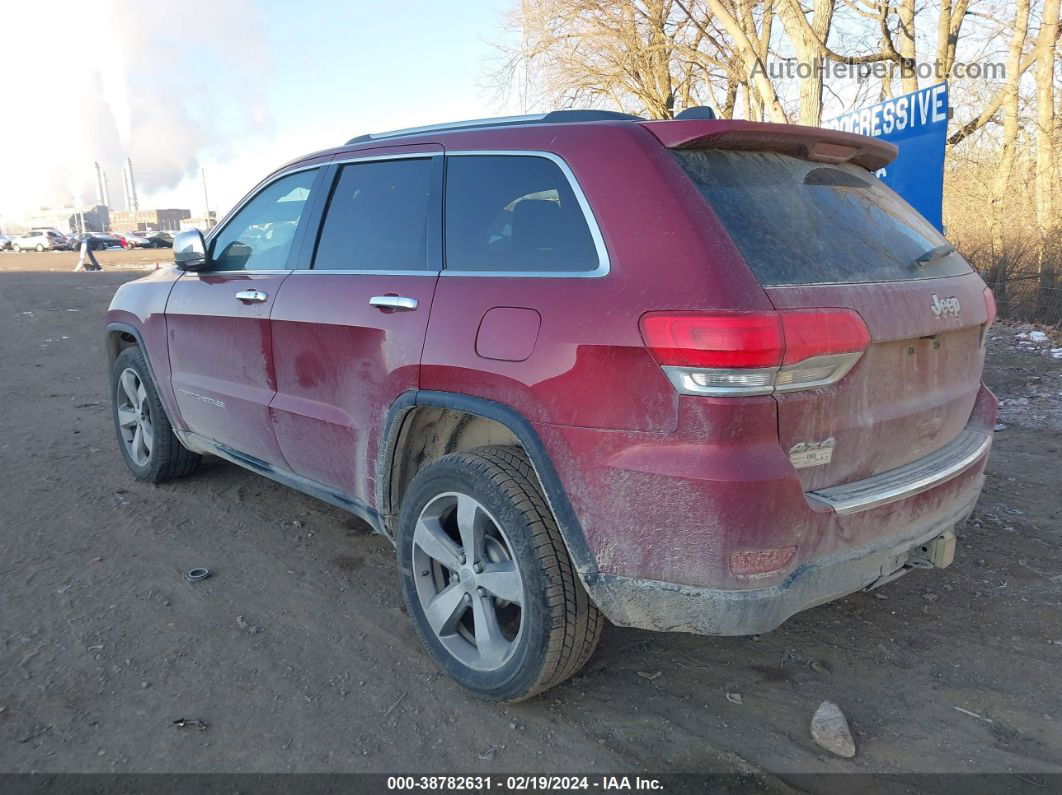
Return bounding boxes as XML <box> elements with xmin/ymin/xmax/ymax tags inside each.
<box><xmin>291</xmin><ymin>269</ymin><xmax>438</xmax><ymax>277</ymax></box>
<box><xmin>441</xmin><ymin>150</ymin><xmax>611</xmax><ymax>279</ymax></box>
<box><xmin>807</xmin><ymin>429</ymin><xmax>991</xmax><ymax>515</ymax></box>
<box><xmin>183</xmin><ymin>269</ymin><xmax>294</xmax><ymax>278</ymax></box>
<box><xmin>226</xmin><ymin>269</ymin><xmax>295</xmax><ymax>276</ymax></box>
<box><xmin>331</xmin><ymin>152</ymin><xmax>442</xmax><ymax>166</ymax></box>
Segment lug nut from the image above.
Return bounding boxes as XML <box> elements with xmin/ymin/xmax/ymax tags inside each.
<box><xmin>459</xmin><ymin>554</ymin><xmax>466</xmax><ymax>565</ymax></box>
<box><xmin>477</xmin><ymin>586</ymin><xmax>487</xmax><ymax>597</ymax></box>
<box><xmin>463</xmin><ymin>593</ymin><xmax>472</xmax><ymax>603</ymax></box>
<box><xmin>473</xmin><ymin>562</ymin><xmax>483</xmax><ymax>573</ymax></box>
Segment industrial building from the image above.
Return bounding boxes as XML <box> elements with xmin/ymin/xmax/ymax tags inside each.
<box><xmin>180</xmin><ymin>211</ymin><xmax>218</xmax><ymax>231</ymax></box>
<box><xmin>109</xmin><ymin>208</ymin><xmax>192</xmax><ymax>232</ymax></box>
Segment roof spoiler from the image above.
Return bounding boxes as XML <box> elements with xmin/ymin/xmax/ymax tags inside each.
<box><xmin>641</xmin><ymin>119</ymin><xmax>897</xmax><ymax>171</ymax></box>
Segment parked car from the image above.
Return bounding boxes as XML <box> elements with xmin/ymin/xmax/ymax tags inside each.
<box><xmin>12</xmin><ymin>229</ymin><xmax>69</xmax><ymax>251</ymax></box>
<box><xmin>0</xmin><ymin>234</ymin><xmax>12</xmax><ymax>251</ymax></box>
<box><xmin>106</xmin><ymin>110</ymin><xmax>996</xmax><ymax>702</ymax></box>
<box><xmin>70</xmin><ymin>232</ymin><xmax>124</xmax><ymax>251</ymax></box>
<box><xmin>144</xmin><ymin>231</ymin><xmax>174</xmax><ymax>248</ymax></box>
<box><xmin>117</xmin><ymin>232</ymin><xmax>150</xmax><ymax>249</ymax></box>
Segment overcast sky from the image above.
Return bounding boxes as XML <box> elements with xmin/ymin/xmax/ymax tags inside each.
<box><xmin>0</xmin><ymin>0</ymin><xmax>517</xmax><ymax>225</ymax></box>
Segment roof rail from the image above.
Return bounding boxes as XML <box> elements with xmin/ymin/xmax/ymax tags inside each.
<box><xmin>345</xmin><ymin>109</ymin><xmax>644</xmax><ymax>145</ymax></box>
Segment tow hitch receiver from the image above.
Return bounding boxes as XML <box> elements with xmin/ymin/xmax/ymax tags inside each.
<box><xmin>865</xmin><ymin>530</ymin><xmax>957</xmax><ymax>591</ymax></box>
<box><xmin>906</xmin><ymin>530</ymin><xmax>957</xmax><ymax>570</ymax></box>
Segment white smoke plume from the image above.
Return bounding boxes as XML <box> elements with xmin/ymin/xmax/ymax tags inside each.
<box><xmin>0</xmin><ymin>0</ymin><xmax>272</xmax><ymax>220</ymax></box>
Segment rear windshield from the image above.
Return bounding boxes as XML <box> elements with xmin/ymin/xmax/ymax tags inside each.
<box><xmin>674</xmin><ymin>149</ymin><xmax>971</xmax><ymax>286</ymax></box>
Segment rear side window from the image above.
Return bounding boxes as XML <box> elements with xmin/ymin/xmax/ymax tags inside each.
<box><xmin>674</xmin><ymin>150</ymin><xmax>971</xmax><ymax>285</ymax></box>
<box><xmin>314</xmin><ymin>158</ymin><xmax>434</xmax><ymax>272</ymax></box>
<box><xmin>444</xmin><ymin>155</ymin><xmax>599</xmax><ymax>273</ymax></box>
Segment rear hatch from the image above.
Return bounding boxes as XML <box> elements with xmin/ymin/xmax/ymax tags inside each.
<box><xmin>667</xmin><ymin>130</ymin><xmax>990</xmax><ymax>491</ymax></box>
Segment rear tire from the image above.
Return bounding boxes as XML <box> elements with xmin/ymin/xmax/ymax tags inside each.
<box><xmin>396</xmin><ymin>445</ymin><xmax>601</xmax><ymax>702</ymax></box>
<box><xmin>111</xmin><ymin>346</ymin><xmax>201</xmax><ymax>482</ymax></box>
<box><xmin>35</xmin><ymin>244</ymin><xmax>44</xmax><ymax>252</ymax></box>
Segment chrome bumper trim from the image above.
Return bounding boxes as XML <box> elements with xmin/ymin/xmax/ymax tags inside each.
<box><xmin>807</xmin><ymin>429</ymin><xmax>992</xmax><ymax>515</ymax></box>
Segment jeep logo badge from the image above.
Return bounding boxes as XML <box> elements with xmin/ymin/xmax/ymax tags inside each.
<box><xmin>930</xmin><ymin>294</ymin><xmax>960</xmax><ymax>318</ymax></box>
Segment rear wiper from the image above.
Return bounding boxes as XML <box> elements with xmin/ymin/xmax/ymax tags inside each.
<box><xmin>910</xmin><ymin>243</ymin><xmax>956</xmax><ymax>269</ymax></box>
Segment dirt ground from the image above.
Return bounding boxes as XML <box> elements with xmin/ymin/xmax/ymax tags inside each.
<box><xmin>0</xmin><ymin>247</ymin><xmax>173</xmax><ymax>272</ymax></box>
<box><xmin>0</xmin><ymin>259</ymin><xmax>1060</xmax><ymax>784</ymax></box>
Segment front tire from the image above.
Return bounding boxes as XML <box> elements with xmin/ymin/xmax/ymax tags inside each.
<box><xmin>397</xmin><ymin>445</ymin><xmax>602</xmax><ymax>702</ymax></box>
<box><xmin>111</xmin><ymin>346</ymin><xmax>201</xmax><ymax>482</ymax></box>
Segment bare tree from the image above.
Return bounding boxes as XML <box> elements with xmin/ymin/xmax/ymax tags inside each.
<box><xmin>778</xmin><ymin>0</ymin><xmax>836</xmax><ymax>124</ymax></box>
<box><xmin>935</xmin><ymin>0</ymin><xmax>972</xmax><ymax>79</ymax></box>
<box><xmin>896</xmin><ymin>0</ymin><xmax>918</xmax><ymax>92</ymax></box>
<box><xmin>989</xmin><ymin>0</ymin><xmax>1031</xmax><ymax>260</ymax></box>
<box><xmin>495</xmin><ymin>0</ymin><xmax>726</xmax><ymax>118</ymax></box>
<box><xmin>1035</xmin><ymin>0</ymin><xmax>1061</xmax><ymax>313</ymax></box>
<box><xmin>947</xmin><ymin>11</ymin><xmax>1056</xmax><ymax>148</ymax></box>
<box><xmin>676</xmin><ymin>0</ymin><xmax>791</xmax><ymax>121</ymax></box>
<box><xmin>736</xmin><ymin>0</ymin><xmax>776</xmax><ymax>120</ymax></box>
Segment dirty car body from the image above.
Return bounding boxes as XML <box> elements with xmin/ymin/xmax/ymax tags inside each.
<box><xmin>105</xmin><ymin>111</ymin><xmax>996</xmax><ymax>699</ymax></box>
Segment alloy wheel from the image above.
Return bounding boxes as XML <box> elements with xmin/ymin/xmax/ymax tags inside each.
<box><xmin>411</xmin><ymin>492</ymin><xmax>524</xmax><ymax>672</ymax></box>
<box><xmin>115</xmin><ymin>368</ymin><xmax>154</xmax><ymax>467</ymax></box>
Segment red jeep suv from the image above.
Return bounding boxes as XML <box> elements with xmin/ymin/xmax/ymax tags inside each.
<box><xmin>106</xmin><ymin>110</ymin><xmax>996</xmax><ymax>701</ymax></box>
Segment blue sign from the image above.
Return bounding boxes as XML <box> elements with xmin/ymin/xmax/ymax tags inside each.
<box><xmin>822</xmin><ymin>83</ymin><xmax>948</xmax><ymax>230</ymax></box>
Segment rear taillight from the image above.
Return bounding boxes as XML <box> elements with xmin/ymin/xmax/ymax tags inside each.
<box><xmin>640</xmin><ymin>309</ymin><xmax>869</xmax><ymax>396</ymax></box>
<box><xmin>981</xmin><ymin>287</ymin><xmax>996</xmax><ymax>346</ymax></box>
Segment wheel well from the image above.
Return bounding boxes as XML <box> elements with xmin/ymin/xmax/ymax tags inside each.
<box><xmin>106</xmin><ymin>330</ymin><xmax>139</xmax><ymax>364</ymax></box>
<box><xmin>384</xmin><ymin>407</ymin><xmax>520</xmax><ymax>535</ymax></box>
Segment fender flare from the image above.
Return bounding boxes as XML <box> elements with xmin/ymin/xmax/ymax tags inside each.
<box><xmin>105</xmin><ymin>322</ymin><xmax>155</xmax><ymax>378</ymax></box>
<box><xmin>104</xmin><ymin>322</ymin><xmax>181</xmax><ymax>427</ymax></box>
<box><xmin>376</xmin><ymin>390</ymin><xmax>598</xmax><ymax>577</ymax></box>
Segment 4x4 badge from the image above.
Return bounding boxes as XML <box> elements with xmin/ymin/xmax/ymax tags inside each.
<box><xmin>930</xmin><ymin>294</ymin><xmax>961</xmax><ymax>318</ymax></box>
<box><xmin>789</xmin><ymin>438</ymin><xmax>835</xmax><ymax>469</ymax></box>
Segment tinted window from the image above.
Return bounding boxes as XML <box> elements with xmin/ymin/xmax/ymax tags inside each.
<box><xmin>674</xmin><ymin>150</ymin><xmax>972</xmax><ymax>285</ymax></box>
<box><xmin>445</xmin><ymin>155</ymin><xmax>599</xmax><ymax>273</ymax></box>
<box><xmin>211</xmin><ymin>168</ymin><xmax>318</xmax><ymax>271</ymax></box>
<box><xmin>314</xmin><ymin>158</ymin><xmax>433</xmax><ymax>271</ymax></box>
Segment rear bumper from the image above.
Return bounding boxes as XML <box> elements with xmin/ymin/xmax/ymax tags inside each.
<box><xmin>583</xmin><ymin>486</ymin><xmax>980</xmax><ymax>636</ymax></box>
<box><xmin>540</xmin><ymin>384</ymin><xmax>997</xmax><ymax>636</ymax></box>
<box><xmin>807</xmin><ymin>428</ymin><xmax>991</xmax><ymax>515</ymax></box>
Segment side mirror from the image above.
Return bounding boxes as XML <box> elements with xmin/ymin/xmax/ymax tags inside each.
<box><xmin>173</xmin><ymin>229</ymin><xmax>211</xmax><ymax>271</ymax></box>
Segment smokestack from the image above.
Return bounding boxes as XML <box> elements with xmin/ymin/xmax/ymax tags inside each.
<box><xmin>94</xmin><ymin>162</ymin><xmax>105</xmax><ymax>207</ymax></box>
<box><xmin>122</xmin><ymin>161</ymin><xmax>131</xmax><ymax>210</ymax></box>
<box><xmin>102</xmin><ymin>172</ymin><xmax>111</xmax><ymax>208</ymax></box>
<box><xmin>124</xmin><ymin>157</ymin><xmax>139</xmax><ymax>212</ymax></box>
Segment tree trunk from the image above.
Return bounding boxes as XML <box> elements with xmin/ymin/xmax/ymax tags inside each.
<box><xmin>679</xmin><ymin>0</ymin><xmax>790</xmax><ymax>122</ymax></box>
<box><xmin>989</xmin><ymin>0</ymin><xmax>1030</xmax><ymax>263</ymax></box>
<box><xmin>934</xmin><ymin>0</ymin><xmax>970</xmax><ymax>79</ymax></box>
<box><xmin>779</xmin><ymin>0</ymin><xmax>836</xmax><ymax>126</ymax></box>
<box><xmin>1035</xmin><ymin>0</ymin><xmax>1060</xmax><ymax>320</ymax></box>
<box><xmin>737</xmin><ymin>0</ymin><xmax>773</xmax><ymax>122</ymax></box>
<box><xmin>898</xmin><ymin>0</ymin><xmax>918</xmax><ymax>92</ymax></box>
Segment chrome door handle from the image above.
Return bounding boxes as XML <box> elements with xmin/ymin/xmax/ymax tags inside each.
<box><xmin>369</xmin><ymin>295</ymin><xmax>418</xmax><ymax>311</ymax></box>
<box><xmin>235</xmin><ymin>289</ymin><xmax>268</xmax><ymax>303</ymax></box>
